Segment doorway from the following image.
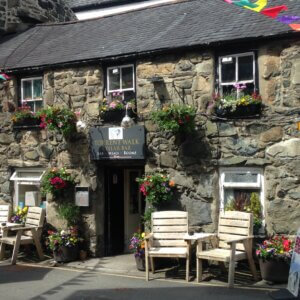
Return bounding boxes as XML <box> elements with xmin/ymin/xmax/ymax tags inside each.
<box><xmin>104</xmin><ymin>167</ymin><xmax>144</xmax><ymax>256</ymax></box>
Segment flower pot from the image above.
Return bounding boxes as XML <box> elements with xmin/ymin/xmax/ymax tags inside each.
<box><xmin>135</xmin><ymin>255</ymin><xmax>146</xmax><ymax>271</ymax></box>
<box><xmin>101</xmin><ymin>109</ymin><xmax>135</xmax><ymax>123</ymax></box>
<box><xmin>53</xmin><ymin>246</ymin><xmax>79</xmax><ymax>263</ymax></box>
<box><xmin>13</xmin><ymin>117</ymin><xmax>41</xmax><ymax>129</ymax></box>
<box><xmin>259</xmin><ymin>259</ymin><xmax>290</xmax><ymax>282</ymax></box>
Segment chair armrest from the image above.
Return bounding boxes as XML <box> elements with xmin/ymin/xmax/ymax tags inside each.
<box><xmin>196</xmin><ymin>233</ymin><xmax>217</xmax><ymax>243</ymax></box>
<box><xmin>9</xmin><ymin>226</ymin><xmax>42</xmax><ymax>231</ymax></box>
<box><xmin>227</xmin><ymin>236</ymin><xmax>254</xmax><ymax>245</ymax></box>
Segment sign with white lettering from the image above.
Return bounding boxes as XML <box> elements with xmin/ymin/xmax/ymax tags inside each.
<box><xmin>89</xmin><ymin>125</ymin><xmax>145</xmax><ymax>160</ymax></box>
<box><xmin>288</xmin><ymin>228</ymin><xmax>300</xmax><ymax>297</ymax></box>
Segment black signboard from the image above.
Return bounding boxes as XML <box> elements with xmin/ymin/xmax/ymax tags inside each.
<box><xmin>89</xmin><ymin>125</ymin><xmax>145</xmax><ymax>160</ymax></box>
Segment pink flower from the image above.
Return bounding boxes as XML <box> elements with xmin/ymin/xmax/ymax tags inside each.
<box><xmin>109</xmin><ymin>102</ymin><xmax>117</xmax><ymax>109</ymax></box>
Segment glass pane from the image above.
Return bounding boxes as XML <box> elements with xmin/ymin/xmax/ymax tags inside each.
<box><xmin>34</xmin><ymin>100</ymin><xmax>43</xmax><ymax>112</ymax></box>
<box><xmin>33</xmin><ymin>79</ymin><xmax>42</xmax><ymax>99</ymax></box>
<box><xmin>224</xmin><ymin>189</ymin><xmax>260</xmax><ymax>211</ymax></box>
<box><xmin>23</xmin><ymin>80</ymin><xmax>32</xmax><ymax>100</ymax></box>
<box><xmin>221</xmin><ymin>57</ymin><xmax>236</xmax><ymax>83</ymax></box>
<box><xmin>122</xmin><ymin>67</ymin><xmax>133</xmax><ymax>89</ymax></box>
<box><xmin>26</xmin><ymin>102</ymin><xmax>34</xmax><ymax>112</ymax></box>
<box><xmin>238</xmin><ymin>56</ymin><xmax>253</xmax><ymax>81</ymax></box>
<box><xmin>129</xmin><ymin>171</ymin><xmax>139</xmax><ymax>214</ymax></box>
<box><xmin>224</xmin><ymin>172</ymin><xmax>258</xmax><ymax>183</ymax></box>
<box><xmin>108</xmin><ymin>68</ymin><xmax>120</xmax><ymax>91</ymax></box>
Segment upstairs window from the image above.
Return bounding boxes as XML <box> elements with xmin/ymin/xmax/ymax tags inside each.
<box><xmin>21</xmin><ymin>77</ymin><xmax>43</xmax><ymax>112</ymax></box>
<box><xmin>218</xmin><ymin>52</ymin><xmax>256</xmax><ymax>95</ymax></box>
<box><xmin>107</xmin><ymin>65</ymin><xmax>135</xmax><ymax>101</ymax></box>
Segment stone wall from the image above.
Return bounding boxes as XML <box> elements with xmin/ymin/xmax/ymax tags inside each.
<box><xmin>0</xmin><ymin>39</ymin><xmax>299</xmax><ymax>257</ymax></box>
<box><xmin>0</xmin><ymin>0</ymin><xmax>76</xmax><ymax>34</ymax></box>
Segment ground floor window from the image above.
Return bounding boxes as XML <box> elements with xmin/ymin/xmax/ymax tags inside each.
<box><xmin>219</xmin><ymin>167</ymin><xmax>264</xmax><ymax>234</ymax></box>
<box><xmin>10</xmin><ymin>168</ymin><xmax>45</xmax><ymax>209</ymax></box>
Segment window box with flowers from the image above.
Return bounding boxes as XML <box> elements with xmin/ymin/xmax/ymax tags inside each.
<box><xmin>11</xmin><ymin>105</ymin><xmax>41</xmax><ymax>129</ymax></box>
<box><xmin>47</xmin><ymin>227</ymin><xmax>83</xmax><ymax>262</ymax></box>
<box><xmin>36</xmin><ymin>106</ymin><xmax>77</xmax><ymax>138</ymax></box>
<box><xmin>100</xmin><ymin>93</ymin><xmax>135</xmax><ymax>123</ymax></box>
<box><xmin>213</xmin><ymin>84</ymin><xmax>262</xmax><ymax>118</ymax></box>
<box><xmin>40</xmin><ymin>167</ymin><xmax>75</xmax><ymax>199</ymax></box>
<box><xmin>151</xmin><ymin>104</ymin><xmax>196</xmax><ymax>134</ymax></box>
<box><xmin>256</xmin><ymin>235</ymin><xmax>294</xmax><ymax>283</ymax></box>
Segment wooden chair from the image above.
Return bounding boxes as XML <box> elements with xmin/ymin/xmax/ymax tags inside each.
<box><xmin>0</xmin><ymin>205</ymin><xmax>11</xmax><ymax>237</ymax></box>
<box><xmin>196</xmin><ymin>211</ymin><xmax>258</xmax><ymax>287</ymax></box>
<box><xmin>145</xmin><ymin>211</ymin><xmax>191</xmax><ymax>282</ymax></box>
<box><xmin>0</xmin><ymin>206</ymin><xmax>45</xmax><ymax>265</ymax></box>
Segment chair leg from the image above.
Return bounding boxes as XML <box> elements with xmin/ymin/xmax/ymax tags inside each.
<box><xmin>228</xmin><ymin>260</ymin><xmax>235</xmax><ymax>288</ymax></box>
<box><xmin>11</xmin><ymin>231</ymin><xmax>22</xmax><ymax>265</ymax></box>
<box><xmin>196</xmin><ymin>257</ymin><xmax>203</xmax><ymax>283</ymax></box>
<box><xmin>244</xmin><ymin>240</ymin><xmax>258</xmax><ymax>281</ymax></box>
<box><xmin>186</xmin><ymin>256</ymin><xmax>189</xmax><ymax>282</ymax></box>
<box><xmin>31</xmin><ymin>229</ymin><xmax>44</xmax><ymax>260</ymax></box>
<box><xmin>151</xmin><ymin>257</ymin><xmax>155</xmax><ymax>274</ymax></box>
<box><xmin>146</xmin><ymin>255</ymin><xmax>149</xmax><ymax>281</ymax></box>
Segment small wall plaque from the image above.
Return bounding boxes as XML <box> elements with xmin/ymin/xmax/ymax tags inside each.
<box><xmin>75</xmin><ymin>186</ymin><xmax>89</xmax><ymax>207</ymax></box>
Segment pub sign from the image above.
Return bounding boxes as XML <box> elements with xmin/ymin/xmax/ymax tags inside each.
<box><xmin>89</xmin><ymin>125</ymin><xmax>145</xmax><ymax>160</ymax></box>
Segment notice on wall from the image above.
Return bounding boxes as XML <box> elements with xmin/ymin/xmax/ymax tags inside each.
<box><xmin>89</xmin><ymin>125</ymin><xmax>145</xmax><ymax>160</ymax></box>
<box><xmin>75</xmin><ymin>187</ymin><xmax>89</xmax><ymax>207</ymax></box>
<box><xmin>287</xmin><ymin>227</ymin><xmax>300</xmax><ymax>297</ymax></box>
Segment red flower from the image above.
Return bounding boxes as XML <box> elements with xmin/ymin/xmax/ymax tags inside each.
<box><xmin>185</xmin><ymin>115</ymin><xmax>190</xmax><ymax>121</ymax></box>
<box><xmin>139</xmin><ymin>184</ymin><xmax>147</xmax><ymax>196</ymax></box>
<box><xmin>50</xmin><ymin>176</ymin><xmax>66</xmax><ymax>189</ymax></box>
<box><xmin>283</xmin><ymin>239</ymin><xmax>291</xmax><ymax>252</ymax></box>
<box><xmin>178</xmin><ymin>119</ymin><xmax>184</xmax><ymax>125</ymax></box>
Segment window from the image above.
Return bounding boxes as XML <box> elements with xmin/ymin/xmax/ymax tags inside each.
<box><xmin>219</xmin><ymin>168</ymin><xmax>264</xmax><ymax>231</ymax></box>
<box><xmin>10</xmin><ymin>168</ymin><xmax>45</xmax><ymax>209</ymax></box>
<box><xmin>107</xmin><ymin>65</ymin><xmax>135</xmax><ymax>101</ymax></box>
<box><xmin>218</xmin><ymin>52</ymin><xmax>255</xmax><ymax>95</ymax></box>
<box><xmin>21</xmin><ymin>77</ymin><xmax>43</xmax><ymax>112</ymax></box>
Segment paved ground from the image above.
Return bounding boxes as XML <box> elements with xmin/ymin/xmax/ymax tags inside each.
<box><xmin>0</xmin><ymin>261</ymin><xmax>283</xmax><ymax>300</ymax></box>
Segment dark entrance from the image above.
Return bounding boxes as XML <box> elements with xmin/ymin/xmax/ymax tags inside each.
<box><xmin>104</xmin><ymin>167</ymin><xmax>124</xmax><ymax>256</ymax></box>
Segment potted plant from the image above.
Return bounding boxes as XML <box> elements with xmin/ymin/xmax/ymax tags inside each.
<box><xmin>256</xmin><ymin>235</ymin><xmax>294</xmax><ymax>282</ymax></box>
<box><xmin>47</xmin><ymin>227</ymin><xmax>83</xmax><ymax>263</ymax></box>
<box><xmin>129</xmin><ymin>231</ymin><xmax>146</xmax><ymax>271</ymax></box>
<box><xmin>11</xmin><ymin>105</ymin><xmax>41</xmax><ymax>128</ymax></box>
<box><xmin>100</xmin><ymin>94</ymin><xmax>135</xmax><ymax>122</ymax></box>
<box><xmin>136</xmin><ymin>173</ymin><xmax>175</xmax><ymax>230</ymax></box>
<box><xmin>214</xmin><ymin>84</ymin><xmax>262</xmax><ymax>118</ymax></box>
<box><xmin>36</xmin><ymin>106</ymin><xmax>77</xmax><ymax>138</ymax></box>
<box><xmin>151</xmin><ymin>104</ymin><xmax>196</xmax><ymax>134</ymax></box>
<box><xmin>40</xmin><ymin>167</ymin><xmax>75</xmax><ymax>199</ymax></box>
<box><xmin>10</xmin><ymin>206</ymin><xmax>28</xmax><ymax>224</ymax></box>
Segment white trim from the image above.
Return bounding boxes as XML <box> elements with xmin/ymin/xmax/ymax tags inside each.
<box><xmin>107</xmin><ymin>64</ymin><xmax>135</xmax><ymax>93</ymax></box>
<box><xmin>21</xmin><ymin>77</ymin><xmax>43</xmax><ymax>112</ymax></box>
<box><xmin>218</xmin><ymin>52</ymin><xmax>255</xmax><ymax>93</ymax></box>
<box><xmin>10</xmin><ymin>168</ymin><xmax>45</xmax><ymax>182</ymax></box>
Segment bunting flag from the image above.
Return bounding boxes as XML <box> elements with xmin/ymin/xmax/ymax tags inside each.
<box><xmin>244</xmin><ymin>0</ymin><xmax>267</xmax><ymax>12</ymax></box>
<box><xmin>0</xmin><ymin>73</ymin><xmax>10</xmax><ymax>81</ymax></box>
<box><xmin>261</xmin><ymin>5</ymin><xmax>288</xmax><ymax>18</ymax></box>
<box><xmin>277</xmin><ymin>16</ymin><xmax>300</xmax><ymax>24</ymax></box>
<box><xmin>289</xmin><ymin>24</ymin><xmax>300</xmax><ymax>31</ymax></box>
<box><xmin>232</xmin><ymin>0</ymin><xmax>258</xmax><ymax>8</ymax></box>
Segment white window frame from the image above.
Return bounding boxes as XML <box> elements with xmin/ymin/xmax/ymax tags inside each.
<box><xmin>218</xmin><ymin>52</ymin><xmax>256</xmax><ymax>94</ymax></box>
<box><xmin>21</xmin><ymin>77</ymin><xmax>43</xmax><ymax>112</ymax></box>
<box><xmin>219</xmin><ymin>167</ymin><xmax>264</xmax><ymax>222</ymax></box>
<box><xmin>107</xmin><ymin>64</ymin><xmax>135</xmax><ymax>93</ymax></box>
<box><xmin>10</xmin><ymin>168</ymin><xmax>45</xmax><ymax>208</ymax></box>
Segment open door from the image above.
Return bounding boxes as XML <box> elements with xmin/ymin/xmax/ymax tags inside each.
<box><xmin>124</xmin><ymin>169</ymin><xmax>143</xmax><ymax>251</ymax></box>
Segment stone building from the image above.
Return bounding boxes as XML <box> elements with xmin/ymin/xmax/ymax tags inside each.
<box><xmin>0</xmin><ymin>0</ymin><xmax>76</xmax><ymax>34</ymax></box>
<box><xmin>0</xmin><ymin>0</ymin><xmax>299</xmax><ymax>256</ymax></box>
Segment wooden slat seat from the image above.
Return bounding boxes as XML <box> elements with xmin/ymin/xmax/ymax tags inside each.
<box><xmin>196</xmin><ymin>211</ymin><xmax>258</xmax><ymax>288</ymax></box>
<box><xmin>145</xmin><ymin>211</ymin><xmax>191</xmax><ymax>282</ymax></box>
<box><xmin>0</xmin><ymin>206</ymin><xmax>45</xmax><ymax>265</ymax></box>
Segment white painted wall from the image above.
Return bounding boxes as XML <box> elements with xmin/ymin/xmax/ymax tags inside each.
<box><xmin>75</xmin><ymin>0</ymin><xmax>178</xmax><ymax>20</ymax></box>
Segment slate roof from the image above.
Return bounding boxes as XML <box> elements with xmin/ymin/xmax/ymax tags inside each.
<box><xmin>66</xmin><ymin>0</ymin><xmax>147</xmax><ymax>11</ymax></box>
<box><xmin>0</xmin><ymin>0</ymin><xmax>299</xmax><ymax>71</ymax></box>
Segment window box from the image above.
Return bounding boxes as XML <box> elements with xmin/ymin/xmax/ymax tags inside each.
<box><xmin>215</xmin><ymin>103</ymin><xmax>261</xmax><ymax>118</ymax></box>
<box><xmin>12</xmin><ymin>117</ymin><xmax>41</xmax><ymax>129</ymax></box>
<box><xmin>101</xmin><ymin>108</ymin><xmax>135</xmax><ymax>123</ymax></box>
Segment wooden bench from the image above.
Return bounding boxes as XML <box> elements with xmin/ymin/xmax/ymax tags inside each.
<box><xmin>145</xmin><ymin>211</ymin><xmax>191</xmax><ymax>281</ymax></box>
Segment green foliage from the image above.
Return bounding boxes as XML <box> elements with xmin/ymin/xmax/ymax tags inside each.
<box><xmin>40</xmin><ymin>167</ymin><xmax>75</xmax><ymax>198</ymax></box>
<box><xmin>151</xmin><ymin>104</ymin><xmax>196</xmax><ymax>134</ymax></box>
<box><xmin>142</xmin><ymin>207</ymin><xmax>155</xmax><ymax>232</ymax></box>
<box><xmin>57</xmin><ymin>202</ymin><xmax>80</xmax><ymax>227</ymax></box>
<box><xmin>11</xmin><ymin>105</ymin><xmax>37</xmax><ymax>123</ymax></box>
<box><xmin>36</xmin><ymin>106</ymin><xmax>77</xmax><ymax>137</ymax></box>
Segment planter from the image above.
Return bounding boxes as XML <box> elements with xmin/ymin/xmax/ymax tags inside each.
<box><xmin>215</xmin><ymin>104</ymin><xmax>261</xmax><ymax>118</ymax></box>
<box><xmin>135</xmin><ymin>255</ymin><xmax>146</xmax><ymax>271</ymax></box>
<box><xmin>53</xmin><ymin>246</ymin><xmax>79</xmax><ymax>263</ymax></box>
<box><xmin>12</xmin><ymin>117</ymin><xmax>41</xmax><ymax>129</ymax></box>
<box><xmin>259</xmin><ymin>259</ymin><xmax>290</xmax><ymax>282</ymax></box>
<box><xmin>101</xmin><ymin>109</ymin><xmax>135</xmax><ymax>123</ymax></box>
